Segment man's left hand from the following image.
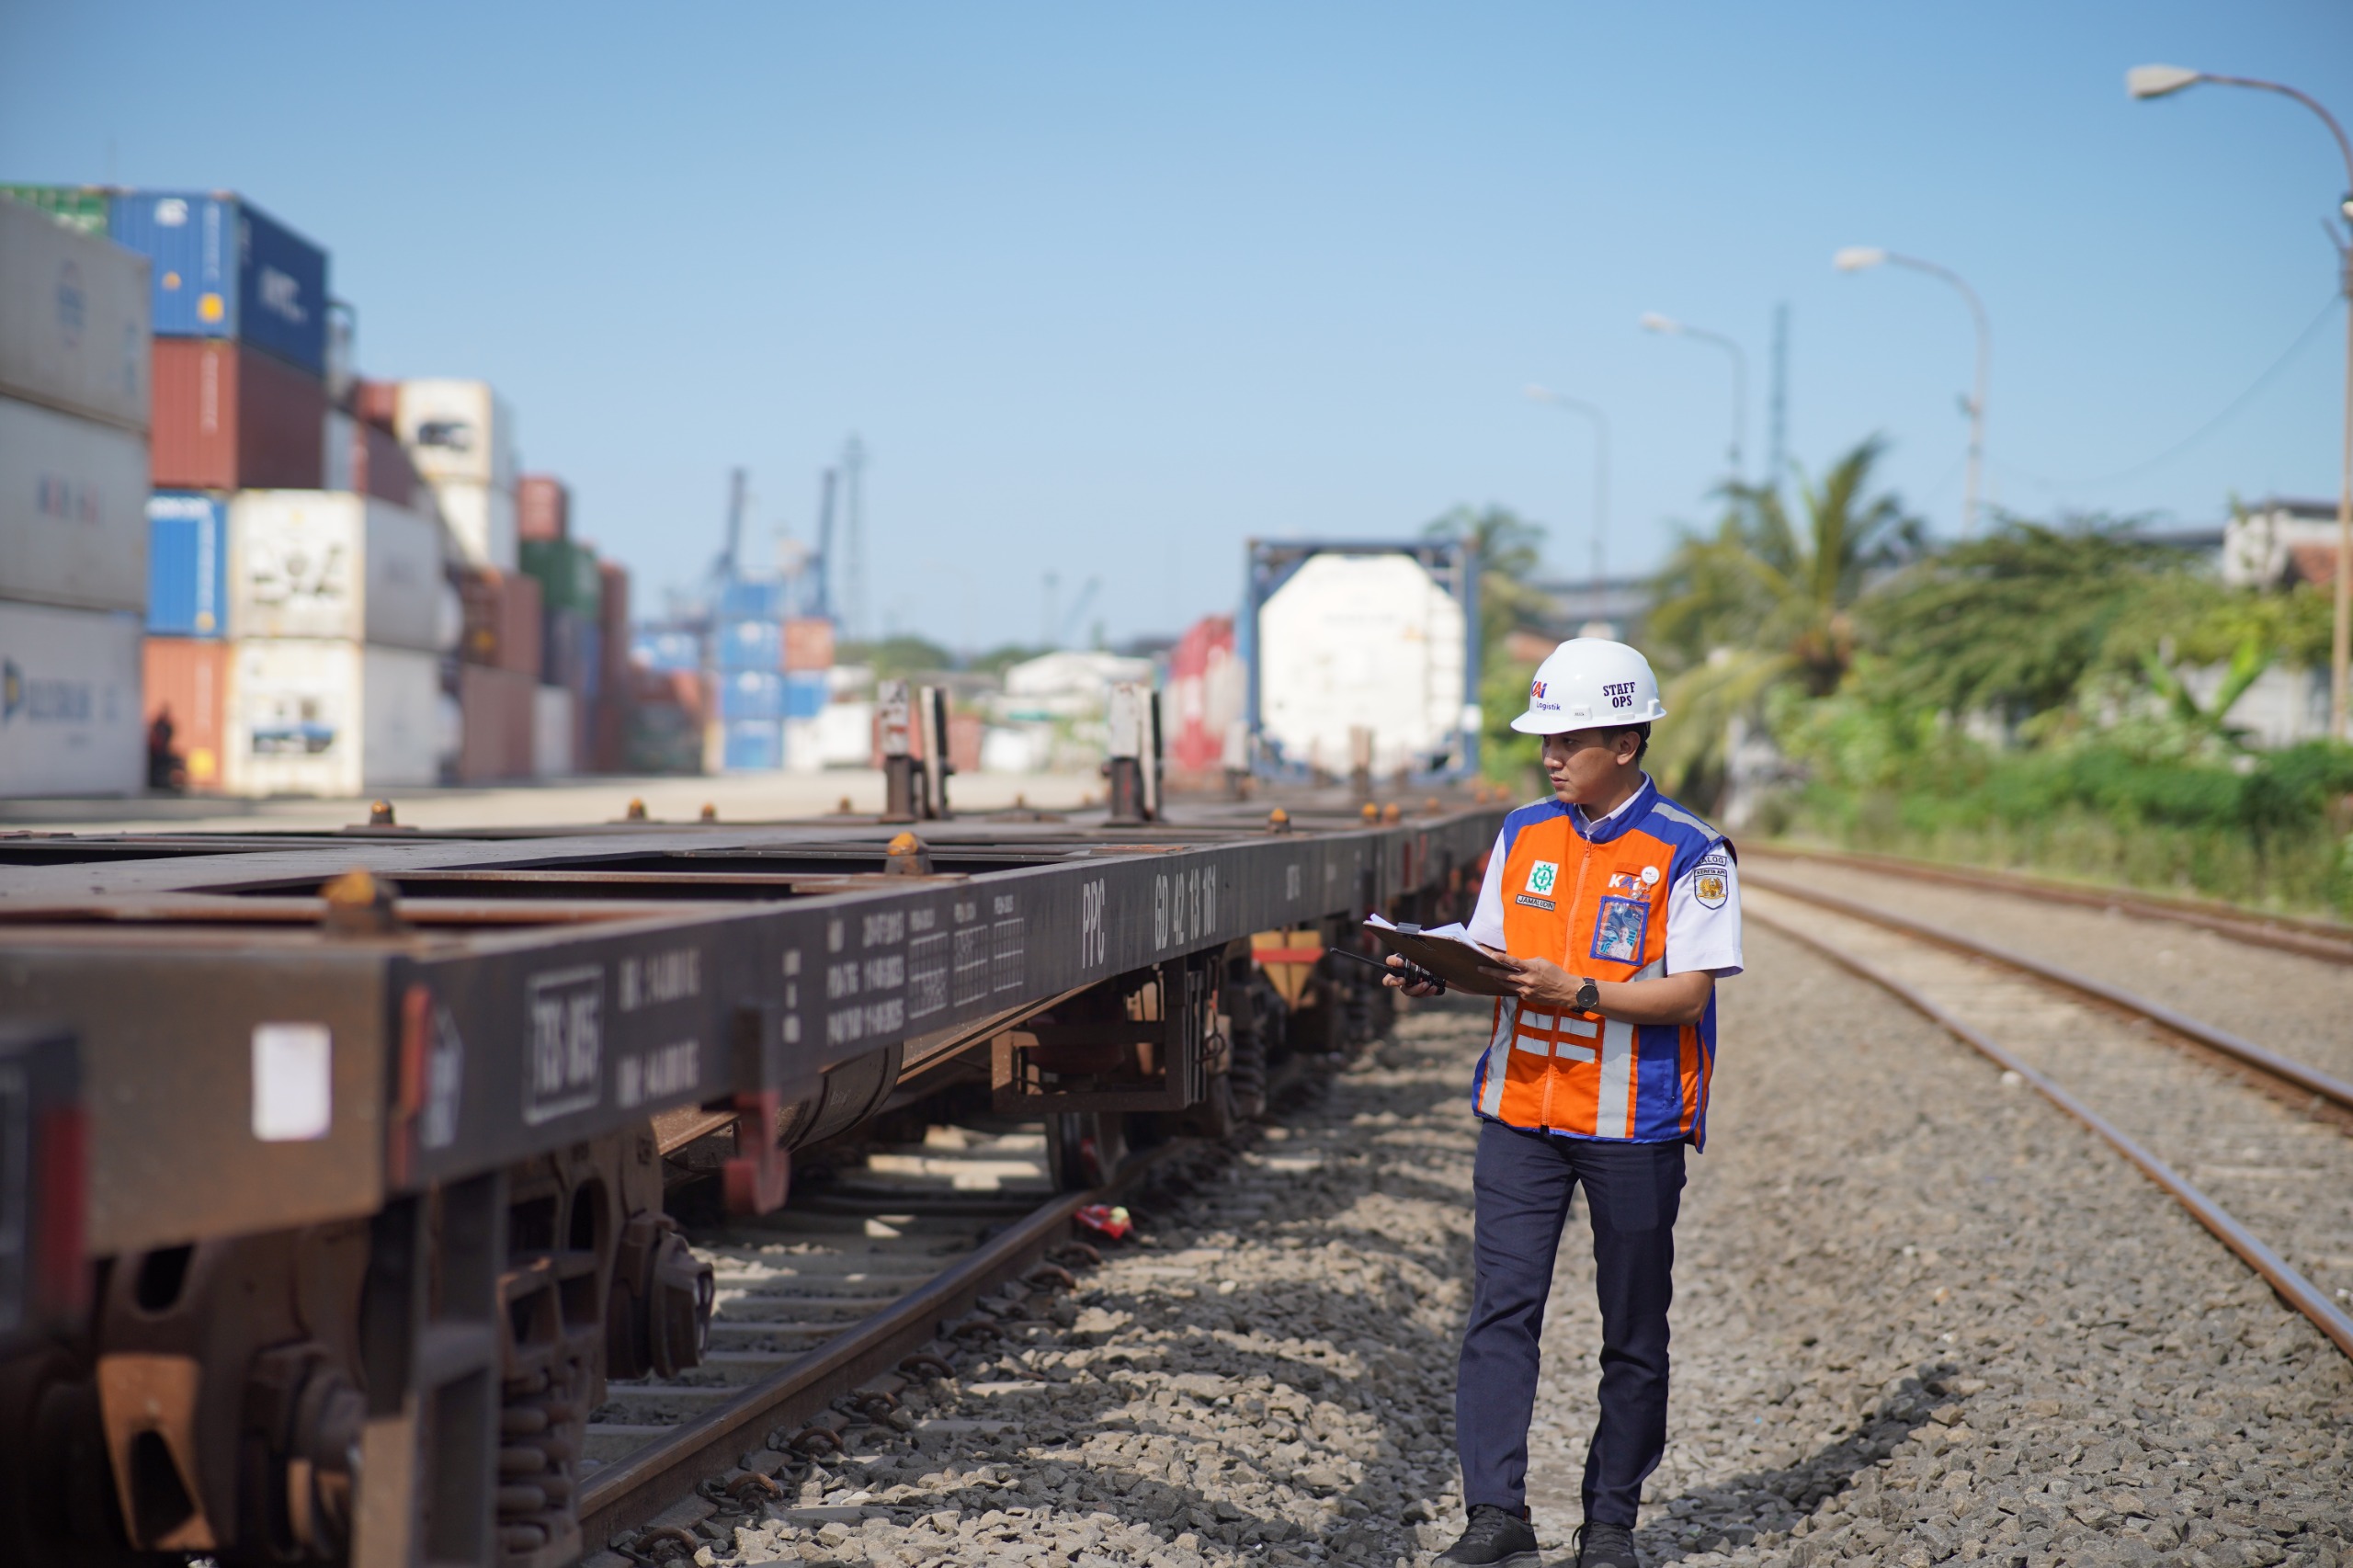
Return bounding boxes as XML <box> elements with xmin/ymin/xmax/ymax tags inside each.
<box><xmin>1506</xmin><ymin>957</ymin><xmax>1589</xmax><ymax>1012</ymax></box>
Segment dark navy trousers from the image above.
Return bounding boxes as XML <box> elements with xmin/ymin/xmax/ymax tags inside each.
<box><xmin>1457</xmin><ymin>1119</ymin><xmax>1687</xmax><ymax>1527</ymax></box>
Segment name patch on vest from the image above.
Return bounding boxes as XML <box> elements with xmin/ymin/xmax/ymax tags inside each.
<box><xmin>1514</xmin><ymin>893</ymin><xmax>1556</xmax><ymax>911</ymax></box>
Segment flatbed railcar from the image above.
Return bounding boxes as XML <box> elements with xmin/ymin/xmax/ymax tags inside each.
<box><xmin>0</xmin><ymin>788</ymin><xmax>1504</xmax><ymax>1568</ymax></box>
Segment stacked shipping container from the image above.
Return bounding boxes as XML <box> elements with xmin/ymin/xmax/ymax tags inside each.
<box><xmin>6</xmin><ymin>185</ymin><xmax>635</xmax><ymax>797</ymax></box>
<box><xmin>0</xmin><ymin>196</ymin><xmax>152</xmax><ymax>796</ymax></box>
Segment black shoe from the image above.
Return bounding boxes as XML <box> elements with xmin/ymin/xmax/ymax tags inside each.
<box><xmin>1436</xmin><ymin>1504</ymin><xmax>1541</xmax><ymax>1567</ymax></box>
<box><xmin>1574</xmin><ymin>1520</ymin><xmax>1639</xmax><ymax>1568</ymax></box>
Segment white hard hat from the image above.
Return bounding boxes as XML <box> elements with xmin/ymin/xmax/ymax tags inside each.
<box><xmin>1509</xmin><ymin>638</ymin><xmax>1668</xmax><ymax>734</ymax></box>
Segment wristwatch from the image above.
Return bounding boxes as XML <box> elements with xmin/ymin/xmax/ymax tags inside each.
<box><xmin>1571</xmin><ymin>976</ymin><xmax>1600</xmax><ymax>1014</ymax></box>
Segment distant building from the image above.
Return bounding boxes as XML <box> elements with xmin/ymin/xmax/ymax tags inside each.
<box><xmin>1524</xmin><ymin>574</ymin><xmax>1656</xmax><ymax>646</ymax></box>
<box><xmin>2222</xmin><ymin>496</ymin><xmax>2344</xmax><ymax>590</ymax></box>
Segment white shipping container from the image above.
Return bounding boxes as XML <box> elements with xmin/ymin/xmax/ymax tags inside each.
<box><xmin>230</xmin><ymin>491</ymin><xmax>445</xmax><ymax>651</ymax></box>
<box><xmin>783</xmin><ymin>716</ymin><xmax>824</xmax><ymax>774</ymax></box>
<box><xmin>533</xmin><ymin>686</ymin><xmax>575</xmax><ymax>778</ymax></box>
<box><xmin>430</xmin><ymin>478</ymin><xmax>518</xmax><ymax>572</ymax></box>
<box><xmin>222</xmin><ymin>639</ymin><xmax>439</xmax><ymax>798</ymax></box>
<box><xmin>394</xmin><ymin>379</ymin><xmax>517</xmax><ymax>489</ymax></box>
<box><xmin>1256</xmin><ymin>552</ymin><xmax>1469</xmax><ymax>778</ymax></box>
<box><xmin>816</xmin><ymin>700</ymin><xmax>876</xmax><ymax>767</ymax></box>
<box><xmin>0</xmin><ymin>394</ymin><xmax>151</xmax><ymax>614</ymax></box>
<box><xmin>0</xmin><ymin>597</ymin><xmax>143</xmax><ymax>797</ymax></box>
<box><xmin>321</xmin><ymin>407</ymin><xmax>356</xmax><ymax>493</ymax></box>
<box><xmin>0</xmin><ymin>197</ymin><xmax>150</xmax><ymax>431</ymax></box>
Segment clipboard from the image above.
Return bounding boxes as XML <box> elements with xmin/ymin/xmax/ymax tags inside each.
<box><xmin>1360</xmin><ymin>915</ymin><xmax>1522</xmax><ymax>997</ymax></box>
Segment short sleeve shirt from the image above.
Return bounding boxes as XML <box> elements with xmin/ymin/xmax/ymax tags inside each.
<box><xmin>1466</xmin><ymin>779</ymin><xmax>1743</xmax><ymax>976</ymax></box>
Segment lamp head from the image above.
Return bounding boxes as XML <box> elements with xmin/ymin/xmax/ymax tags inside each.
<box><xmin>1524</xmin><ymin>383</ymin><xmax>1554</xmax><ymax>402</ymax></box>
<box><xmin>1638</xmin><ymin>312</ymin><xmax>1680</xmax><ymax>335</ymax></box>
<box><xmin>1833</xmin><ymin>245</ymin><xmax>1888</xmax><ymax>272</ymax></box>
<box><xmin>2127</xmin><ymin>63</ymin><xmax>2201</xmax><ymax>99</ymax></box>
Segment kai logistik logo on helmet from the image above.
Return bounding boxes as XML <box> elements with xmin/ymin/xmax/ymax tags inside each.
<box><xmin>1510</xmin><ymin>638</ymin><xmax>1667</xmax><ymax>735</ymax></box>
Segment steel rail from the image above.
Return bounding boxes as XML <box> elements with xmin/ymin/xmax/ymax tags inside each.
<box><xmin>1749</xmin><ymin>908</ymin><xmax>2353</xmax><ymax>1362</ymax></box>
<box><xmin>1752</xmin><ymin>843</ymin><xmax>2353</xmax><ymax>965</ymax></box>
<box><xmin>578</xmin><ymin>1140</ymin><xmax>1186</xmax><ymax>1549</ymax></box>
<box><xmin>1744</xmin><ymin>871</ymin><xmax>2353</xmax><ymax>1113</ymax></box>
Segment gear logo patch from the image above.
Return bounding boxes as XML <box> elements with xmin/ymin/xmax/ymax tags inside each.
<box><xmin>1526</xmin><ymin>860</ymin><xmax>1558</xmax><ymax>896</ymax></box>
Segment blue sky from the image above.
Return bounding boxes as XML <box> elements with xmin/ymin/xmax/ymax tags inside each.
<box><xmin>6</xmin><ymin>3</ymin><xmax>2349</xmax><ymax>649</ymax></box>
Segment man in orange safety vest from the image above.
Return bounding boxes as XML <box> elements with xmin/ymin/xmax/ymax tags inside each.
<box><xmin>1394</xmin><ymin>637</ymin><xmax>1742</xmax><ymax>1568</ymax></box>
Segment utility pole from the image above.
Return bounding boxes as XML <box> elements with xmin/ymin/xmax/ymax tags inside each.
<box><xmin>813</xmin><ymin>468</ymin><xmax>837</xmax><ymax>619</ymax></box>
<box><xmin>2127</xmin><ymin>63</ymin><xmax>2353</xmax><ymax>738</ymax></box>
<box><xmin>1768</xmin><ymin>303</ymin><xmax>1790</xmax><ymax>494</ymax></box>
<box><xmin>841</xmin><ymin>436</ymin><xmax>867</xmax><ymax>642</ymax></box>
<box><xmin>721</xmin><ymin>467</ymin><xmax>746</xmax><ymax>579</ymax></box>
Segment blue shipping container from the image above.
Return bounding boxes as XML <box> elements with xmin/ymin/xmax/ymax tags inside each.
<box><xmin>719</xmin><ymin>669</ymin><xmax>784</xmax><ymax>722</ymax></box>
<box><xmin>632</xmin><ymin>627</ymin><xmax>702</xmax><ymax>673</ymax></box>
<box><xmin>108</xmin><ymin>191</ymin><xmax>329</xmax><ymax>376</ymax></box>
<box><xmin>782</xmin><ymin>672</ymin><xmax>829</xmax><ymax>720</ymax></box>
<box><xmin>718</xmin><ymin>618</ymin><xmax>781</xmax><ymax>671</ymax></box>
<box><xmin>544</xmin><ymin>610</ymin><xmax>604</xmax><ymax>701</ymax></box>
<box><xmin>722</xmin><ymin>719</ymin><xmax>783</xmax><ymax>772</ymax></box>
<box><xmin>718</xmin><ymin>579</ymin><xmax>785</xmax><ymax>620</ymax></box>
<box><xmin>147</xmin><ymin>491</ymin><xmax>229</xmax><ymax>638</ymax></box>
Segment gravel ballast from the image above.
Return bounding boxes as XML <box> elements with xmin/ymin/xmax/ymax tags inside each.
<box><xmin>1754</xmin><ymin>858</ymin><xmax>2353</xmax><ymax>1088</ymax></box>
<box><xmin>667</xmin><ymin>932</ymin><xmax>2352</xmax><ymax>1568</ymax></box>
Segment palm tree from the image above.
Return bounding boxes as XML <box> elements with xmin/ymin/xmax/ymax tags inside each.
<box><xmin>1645</xmin><ymin>437</ymin><xmax>1923</xmax><ymax>801</ymax></box>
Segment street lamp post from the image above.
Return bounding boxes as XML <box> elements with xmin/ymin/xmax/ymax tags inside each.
<box><xmin>1524</xmin><ymin>385</ymin><xmax>1612</xmax><ymax>624</ymax></box>
<box><xmin>1833</xmin><ymin>246</ymin><xmax>1992</xmax><ymax>538</ymax></box>
<box><xmin>1640</xmin><ymin>312</ymin><xmax>1747</xmax><ymax>486</ymax></box>
<box><xmin>2129</xmin><ymin>62</ymin><xmax>2353</xmax><ymax>742</ymax></box>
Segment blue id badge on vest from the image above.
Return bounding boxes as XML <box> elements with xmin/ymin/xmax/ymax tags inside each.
<box><xmin>1590</xmin><ymin>895</ymin><xmax>1649</xmax><ymax>963</ymax></box>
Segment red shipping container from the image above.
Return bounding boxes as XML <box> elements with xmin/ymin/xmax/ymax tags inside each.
<box><xmin>1165</xmin><ymin>614</ymin><xmax>1240</xmax><ymax>773</ymax></box>
<box><xmin>629</xmin><ymin>665</ymin><xmax>706</xmax><ymax>722</ymax></box>
<box><xmin>152</xmin><ymin>338</ymin><xmax>328</xmax><ymax>491</ymax></box>
<box><xmin>457</xmin><ymin>567</ymin><xmax>542</xmax><ymax>675</ymax></box>
<box><xmin>457</xmin><ymin>663</ymin><xmax>538</xmax><ymax>782</ymax></box>
<box><xmin>517</xmin><ymin>475</ymin><xmax>570</xmax><ymax>542</ymax></box>
<box><xmin>142</xmin><ymin>638</ymin><xmax>232</xmax><ymax>792</ymax></box>
<box><xmin>588</xmin><ymin>695</ymin><xmax>627</xmax><ymax>773</ymax></box>
<box><xmin>348</xmin><ymin>418</ymin><xmax>419</xmax><ymax>507</ymax></box>
<box><xmin>354</xmin><ymin>378</ymin><xmax>401</xmax><ymax>431</ymax></box>
<box><xmin>598</xmin><ymin>561</ymin><xmax>631</xmax><ymax>686</ymax></box>
<box><xmin>782</xmin><ymin>617</ymin><xmax>835</xmax><ymax>673</ymax></box>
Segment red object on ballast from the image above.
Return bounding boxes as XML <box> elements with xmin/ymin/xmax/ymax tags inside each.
<box><xmin>1075</xmin><ymin>1203</ymin><xmax>1132</xmax><ymax>1240</ymax></box>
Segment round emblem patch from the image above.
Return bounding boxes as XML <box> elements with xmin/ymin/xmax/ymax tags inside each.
<box><xmin>1640</xmin><ymin>866</ymin><xmax>1660</xmax><ymax>886</ymax></box>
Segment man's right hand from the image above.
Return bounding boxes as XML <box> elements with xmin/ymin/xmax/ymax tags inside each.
<box><xmin>1383</xmin><ymin>954</ymin><xmax>1444</xmax><ymax>997</ymax></box>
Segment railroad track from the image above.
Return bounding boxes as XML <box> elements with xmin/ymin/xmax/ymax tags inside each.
<box><xmin>1752</xmin><ymin>843</ymin><xmax>2353</xmax><ymax>965</ymax></box>
<box><xmin>579</xmin><ymin>1118</ymin><xmax>1078</xmax><ymax>1550</ymax></box>
<box><xmin>1745</xmin><ymin>878</ymin><xmax>2353</xmax><ymax>1363</ymax></box>
<box><xmin>578</xmin><ymin>1064</ymin><xmax>1343</xmax><ymax>1559</ymax></box>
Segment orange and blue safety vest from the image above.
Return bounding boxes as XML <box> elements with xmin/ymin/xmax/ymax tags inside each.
<box><xmin>1471</xmin><ymin>778</ymin><xmax>1728</xmax><ymax>1149</ymax></box>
